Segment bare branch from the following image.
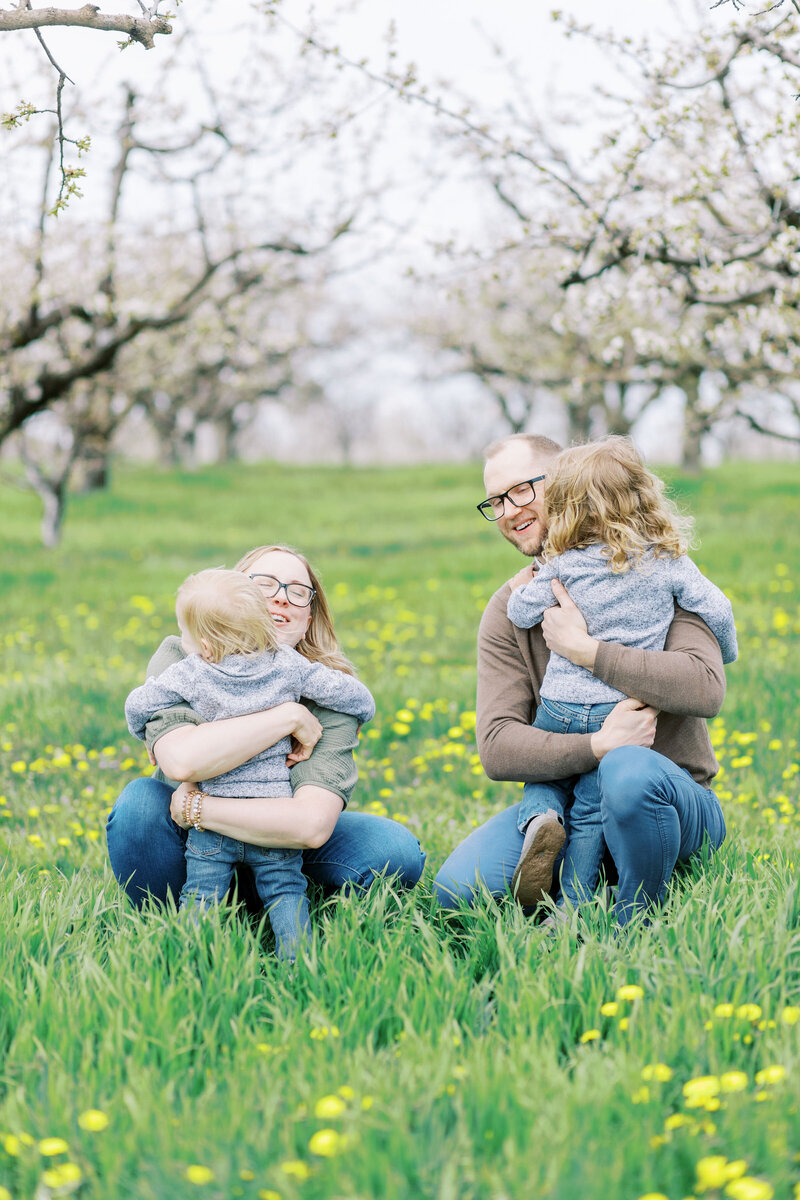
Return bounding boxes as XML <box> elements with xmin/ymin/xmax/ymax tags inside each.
<box><xmin>0</xmin><ymin>4</ymin><xmax>172</xmax><ymax>48</ymax></box>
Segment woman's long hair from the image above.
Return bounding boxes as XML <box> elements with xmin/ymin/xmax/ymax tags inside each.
<box><xmin>234</xmin><ymin>544</ymin><xmax>355</xmax><ymax>675</ymax></box>
<box><xmin>543</xmin><ymin>437</ymin><xmax>694</xmax><ymax>573</ymax></box>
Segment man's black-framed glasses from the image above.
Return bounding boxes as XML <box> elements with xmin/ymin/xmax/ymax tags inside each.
<box><xmin>477</xmin><ymin>475</ymin><xmax>547</xmax><ymax>522</ymax></box>
<box><xmin>249</xmin><ymin>574</ymin><xmax>316</xmax><ymax>607</ymax></box>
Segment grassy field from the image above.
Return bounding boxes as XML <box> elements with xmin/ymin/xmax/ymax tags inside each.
<box><xmin>1</xmin><ymin>459</ymin><xmax>799</xmax><ymax>1200</ymax></box>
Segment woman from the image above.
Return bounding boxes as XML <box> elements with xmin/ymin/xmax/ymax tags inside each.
<box><xmin>107</xmin><ymin>544</ymin><xmax>425</xmax><ymax>907</ymax></box>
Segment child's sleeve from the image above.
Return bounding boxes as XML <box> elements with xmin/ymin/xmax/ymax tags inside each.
<box><xmin>506</xmin><ymin>561</ymin><xmax>559</xmax><ymax>629</ymax></box>
<box><xmin>671</xmin><ymin>557</ymin><xmax>738</xmax><ymax>665</ymax></box>
<box><xmin>293</xmin><ymin>654</ymin><xmax>376</xmax><ymax>724</ymax></box>
<box><xmin>124</xmin><ymin>659</ymin><xmax>198</xmax><ymax>740</ymax></box>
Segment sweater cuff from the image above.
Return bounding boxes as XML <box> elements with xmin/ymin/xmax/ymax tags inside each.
<box><xmin>592</xmin><ymin>639</ymin><xmax>623</xmax><ymax>687</ymax></box>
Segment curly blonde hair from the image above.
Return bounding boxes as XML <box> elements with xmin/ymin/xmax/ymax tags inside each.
<box><xmin>177</xmin><ymin>569</ymin><xmax>277</xmax><ymax>663</ymax></box>
<box><xmin>233</xmin><ymin>544</ymin><xmax>355</xmax><ymax>676</ymax></box>
<box><xmin>542</xmin><ymin>437</ymin><xmax>694</xmax><ymax>573</ymax></box>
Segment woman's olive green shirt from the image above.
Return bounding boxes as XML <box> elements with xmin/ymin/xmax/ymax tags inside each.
<box><xmin>142</xmin><ymin>636</ymin><xmax>358</xmax><ymax>804</ymax></box>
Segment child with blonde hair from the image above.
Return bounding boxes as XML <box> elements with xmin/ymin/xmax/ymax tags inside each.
<box><xmin>125</xmin><ymin>568</ymin><xmax>375</xmax><ymax>958</ymax></box>
<box><xmin>506</xmin><ymin>436</ymin><xmax>737</xmax><ymax>914</ymax></box>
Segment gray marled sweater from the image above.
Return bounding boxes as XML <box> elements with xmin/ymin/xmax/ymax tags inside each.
<box><xmin>125</xmin><ymin>645</ymin><xmax>375</xmax><ymax>796</ymax></box>
<box><xmin>506</xmin><ymin>545</ymin><xmax>738</xmax><ymax>704</ymax></box>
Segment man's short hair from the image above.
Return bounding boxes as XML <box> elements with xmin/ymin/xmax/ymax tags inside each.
<box><xmin>483</xmin><ymin>432</ymin><xmax>563</xmax><ymax>461</ymax></box>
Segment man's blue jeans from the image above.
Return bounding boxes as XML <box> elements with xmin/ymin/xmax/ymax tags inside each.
<box><xmin>434</xmin><ymin>745</ymin><xmax>726</xmax><ymax>924</ymax></box>
<box><xmin>518</xmin><ymin>698</ymin><xmax>618</xmax><ymax>907</ymax></box>
<box><xmin>107</xmin><ymin>777</ymin><xmax>426</xmax><ymax>911</ymax></box>
<box><xmin>182</xmin><ymin>828</ymin><xmax>311</xmax><ymax>960</ymax></box>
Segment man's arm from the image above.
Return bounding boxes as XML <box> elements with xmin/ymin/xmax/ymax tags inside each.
<box><xmin>541</xmin><ymin>581</ymin><xmax>726</xmax><ymax>717</ymax></box>
<box><xmin>476</xmin><ymin>588</ymin><xmax>599</xmax><ymax>784</ymax></box>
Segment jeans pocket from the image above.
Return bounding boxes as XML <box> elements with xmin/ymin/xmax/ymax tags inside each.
<box><xmin>187</xmin><ymin>830</ymin><xmax>224</xmax><ymax>858</ymax></box>
<box><xmin>535</xmin><ymin>698</ymin><xmax>573</xmax><ymax>733</ymax></box>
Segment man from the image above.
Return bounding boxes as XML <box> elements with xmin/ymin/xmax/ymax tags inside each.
<box><xmin>433</xmin><ymin>433</ymin><xmax>728</xmax><ymax>924</ymax></box>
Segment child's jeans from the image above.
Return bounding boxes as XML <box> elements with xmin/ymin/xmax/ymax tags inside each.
<box><xmin>519</xmin><ymin>697</ymin><xmax>619</xmax><ymax>908</ymax></box>
<box><xmin>180</xmin><ymin>828</ymin><xmax>310</xmax><ymax>960</ymax></box>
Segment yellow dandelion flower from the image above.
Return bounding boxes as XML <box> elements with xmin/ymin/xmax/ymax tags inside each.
<box><xmin>683</xmin><ymin>1076</ymin><xmax>720</xmax><ymax>1108</ymax></box>
<box><xmin>631</xmin><ymin>1086</ymin><xmax>650</xmax><ymax>1104</ymax></box>
<box><xmin>713</xmin><ymin>1002</ymin><xmax>735</xmax><ymax>1018</ymax></box>
<box><xmin>600</xmin><ymin>1002</ymin><xmax>619</xmax><ymax>1016</ymax></box>
<box><xmin>39</xmin><ymin>1137</ymin><xmax>69</xmax><ymax>1156</ymax></box>
<box><xmin>781</xmin><ymin>1006</ymin><xmax>800</xmax><ymax>1025</ymax></box>
<box><xmin>0</xmin><ymin>1185</ymin><xmax>11</xmax><ymax>1200</ymax></box>
<box><xmin>184</xmin><ymin>1165</ymin><xmax>215</xmax><ymax>1184</ymax></box>
<box><xmin>360</xmin><ymin>1096</ymin><xmax>374</xmax><ymax>1110</ymax></box>
<box><xmin>78</xmin><ymin>1109</ymin><xmax>109</xmax><ymax>1132</ymax></box>
<box><xmin>258</xmin><ymin>1191</ymin><xmax>282</xmax><ymax>1200</ymax></box>
<box><xmin>637</xmin><ymin>1194</ymin><xmax>670</xmax><ymax>1200</ymax></box>
<box><xmin>580</xmin><ymin>1029</ymin><xmax>600</xmax><ymax>1043</ymax></box>
<box><xmin>619</xmin><ymin>1017</ymin><xmax>630</xmax><ymax>1031</ymax></box>
<box><xmin>696</xmin><ymin>1156</ymin><xmax>733</xmax><ymax>1190</ymax></box>
<box><xmin>642</xmin><ymin>1063</ymin><xmax>673</xmax><ymax>1082</ymax></box>
<box><xmin>3</xmin><ymin>1134</ymin><xmax>21</xmax><ymax>1156</ymax></box>
<box><xmin>754</xmin><ymin>1065</ymin><xmax>785</xmax><ymax>1086</ymax></box>
<box><xmin>616</xmin><ymin>984</ymin><xmax>644</xmax><ymax>1001</ymax></box>
<box><xmin>308</xmin><ymin>1129</ymin><xmax>343</xmax><ymax>1157</ymax></box>
<box><xmin>280</xmin><ymin>1160</ymin><xmax>312</xmax><ymax>1180</ymax></box>
<box><xmin>736</xmin><ymin>1004</ymin><xmax>762</xmax><ymax>1022</ymax></box>
<box><xmin>719</xmin><ymin>1071</ymin><xmax>748</xmax><ymax>1093</ymax></box>
<box><xmin>725</xmin><ymin>1179</ymin><xmax>774</xmax><ymax>1200</ymax></box>
<box><xmin>314</xmin><ymin>1095</ymin><xmax>346</xmax><ymax>1119</ymax></box>
<box><xmin>42</xmin><ymin>1162</ymin><xmax>82</xmax><ymax>1188</ymax></box>
<box><xmin>665</xmin><ymin>1113</ymin><xmax>693</xmax><ymax>1131</ymax></box>
<box><xmin>337</xmin><ymin>1086</ymin><xmax>355</xmax><ymax>1100</ymax></box>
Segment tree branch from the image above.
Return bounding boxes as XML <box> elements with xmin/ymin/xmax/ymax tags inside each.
<box><xmin>0</xmin><ymin>4</ymin><xmax>172</xmax><ymax>48</ymax></box>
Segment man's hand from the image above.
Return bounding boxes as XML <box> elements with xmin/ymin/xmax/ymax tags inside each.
<box><xmin>286</xmin><ymin>704</ymin><xmax>323</xmax><ymax>767</ymax></box>
<box><xmin>170</xmin><ymin>781</ymin><xmax>196</xmax><ymax>828</ymax></box>
<box><xmin>590</xmin><ymin>698</ymin><xmax>658</xmax><ymax>761</ymax></box>
<box><xmin>540</xmin><ymin>579</ymin><xmax>599</xmax><ymax>670</ymax></box>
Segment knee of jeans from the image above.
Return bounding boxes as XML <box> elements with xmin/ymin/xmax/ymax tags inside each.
<box><xmin>390</xmin><ymin>835</ymin><xmax>426</xmax><ymax>888</ymax></box>
<box><xmin>598</xmin><ymin>747</ymin><xmax>653</xmax><ymax>827</ymax></box>
<box><xmin>106</xmin><ymin>777</ymin><xmax>171</xmax><ymax>845</ymax></box>
<box><xmin>432</xmin><ymin>871</ymin><xmax>475</xmax><ymax>911</ymax></box>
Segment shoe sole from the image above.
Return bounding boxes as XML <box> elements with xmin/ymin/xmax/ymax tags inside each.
<box><xmin>511</xmin><ymin>820</ymin><xmax>566</xmax><ymax>907</ymax></box>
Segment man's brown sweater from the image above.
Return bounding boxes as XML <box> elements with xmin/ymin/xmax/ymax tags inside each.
<box><xmin>477</xmin><ymin>583</ymin><xmax>726</xmax><ymax>789</ymax></box>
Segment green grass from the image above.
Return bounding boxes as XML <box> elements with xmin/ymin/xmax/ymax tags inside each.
<box><xmin>0</xmin><ymin>459</ymin><xmax>798</xmax><ymax>1200</ymax></box>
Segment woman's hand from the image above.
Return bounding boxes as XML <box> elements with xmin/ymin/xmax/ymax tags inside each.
<box><xmin>591</xmin><ymin>699</ymin><xmax>658</xmax><ymax>760</ymax></box>
<box><xmin>541</xmin><ymin>579</ymin><xmax>599</xmax><ymax>670</ymax></box>
<box><xmin>170</xmin><ymin>781</ymin><xmax>196</xmax><ymax>829</ymax></box>
<box><xmin>286</xmin><ymin>703</ymin><xmax>323</xmax><ymax>767</ymax></box>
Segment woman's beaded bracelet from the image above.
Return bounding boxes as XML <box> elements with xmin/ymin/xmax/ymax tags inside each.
<box><xmin>184</xmin><ymin>788</ymin><xmax>206</xmax><ymax>831</ymax></box>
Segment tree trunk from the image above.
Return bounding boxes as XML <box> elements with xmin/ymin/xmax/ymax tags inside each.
<box><xmin>680</xmin><ymin>372</ymin><xmax>705</xmax><ymax>473</ymax></box>
<box><xmin>40</xmin><ymin>484</ymin><xmax>67</xmax><ymax>548</ymax></box>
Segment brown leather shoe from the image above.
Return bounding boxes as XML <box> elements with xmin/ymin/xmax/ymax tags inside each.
<box><xmin>511</xmin><ymin>810</ymin><xmax>566</xmax><ymax>906</ymax></box>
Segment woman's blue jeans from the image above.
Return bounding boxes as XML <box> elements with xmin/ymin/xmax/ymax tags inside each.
<box><xmin>107</xmin><ymin>777</ymin><xmax>426</xmax><ymax>909</ymax></box>
<box><xmin>434</xmin><ymin>746</ymin><xmax>726</xmax><ymax>925</ymax></box>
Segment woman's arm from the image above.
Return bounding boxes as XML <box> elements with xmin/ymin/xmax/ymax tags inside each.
<box><xmin>153</xmin><ymin>702</ymin><xmax>321</xmax><ymax>782</ymax></box>
<box><xmin>171</xmin><ymin>782</ymin><xmax>343</xmax><ymax>850</ymax></box>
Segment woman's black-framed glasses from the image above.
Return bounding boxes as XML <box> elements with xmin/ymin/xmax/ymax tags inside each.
<box><xmin>477</xmin><ymin>475</ymin><xmax>546</xmax><ymax>522</ymax></box>
<box><xmin>249</xmin><ymin>574</ymin><xmax>316</xmax><ymax>607</ymax></box>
